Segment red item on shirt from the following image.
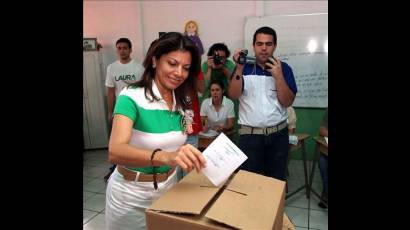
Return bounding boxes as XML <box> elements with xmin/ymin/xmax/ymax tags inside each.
<box><xmin>190</xmin><ymin>72</ymin><xmax>203</xmax><ymax>134</ymax></box>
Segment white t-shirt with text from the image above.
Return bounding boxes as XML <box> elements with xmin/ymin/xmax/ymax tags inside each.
<box><xmin>105</xmin><ymin>59</ymin><xmax>145</xmax><ymax>97</ymax></box>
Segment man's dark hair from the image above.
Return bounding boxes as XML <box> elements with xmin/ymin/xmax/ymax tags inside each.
<box><xmin>116</xmin><ymin>38</ymin><xmax>132</xmax><ymax>49</ymax></box>
<box><xmin>207</xmin><ymin>43</ymin><xmax>230</xmax><ymax>58</ymax></box>
<box><xmin>130</xmin><ymin>32</ymin><xmax>200</xmax><ymax>112</ymax></box>
<box><xmin>253</xmin><ymin>26</ymin><xmax>277</xmax><ymax>45</ymax></box>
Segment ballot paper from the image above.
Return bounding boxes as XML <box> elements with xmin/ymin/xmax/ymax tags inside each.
<box><xmin>325</xmin><ymin>137</ymin><xmax>328</xmax><ymax>144</ymax></box>
<box><xmin>201</xmin><ymin>133</ymin><xmax>248</xmax><ymax>186</ymax></box>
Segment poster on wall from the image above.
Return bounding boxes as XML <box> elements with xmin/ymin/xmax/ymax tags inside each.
<box><xmin>83</xmin><ymin>38</ymin><xmax>98</xmax><ymax>51</ymax></box>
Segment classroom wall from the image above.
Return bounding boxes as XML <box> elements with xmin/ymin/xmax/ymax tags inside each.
<box><xmin>83</xmin><ymin>1</ymin><xmax>144</xmax><ymax>79</ymax></box>
<box><xmin>83</xmin><ymin>0</ymin><xmax>328</xmax><ymax>159</ymax></box>
<box><xmin>84</xmin><ymin>0</ymin><xmax>327</xmax><ymax>82</ymax></box>
<box><xmin>140</xmin><ymin>0</ymin><xmax>256</xmax><ymax>59</ymax></box>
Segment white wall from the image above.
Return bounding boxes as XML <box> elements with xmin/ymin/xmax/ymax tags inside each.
<box><xmin>83</xmin><ymin>1</ymin><xmax>144</xmax><ymax>78</ymax></box>
<box><xmin>84</xmin><ymin>0</ymin><xmax>328</xmax><ymax>80</ymax></box>
<box><xmin>140</xmin><ymin>1</ymin><xmax>257</xmax><ymax>60</ymax></box>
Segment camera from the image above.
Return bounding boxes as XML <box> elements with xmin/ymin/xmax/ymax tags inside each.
<box><xmin>238</xmin><ymin>50</ymin><xmax>248</xmax><ymax>65</ymax></box>
<box><xmin>213</xmin><ymin>52</ymin><xmax>223</xmax><ymax>65</ymax></box>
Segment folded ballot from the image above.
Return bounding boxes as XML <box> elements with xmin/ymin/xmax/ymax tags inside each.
<box><xmin>201</xmin><ymin>133</ymin><xmax>248</xmax><ymax>186</ymax></box>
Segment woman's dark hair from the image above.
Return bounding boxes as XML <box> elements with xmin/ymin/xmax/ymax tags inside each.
<box><xmin>130</xmin><ymin>32</ymin><xmax>200</xmax><ymax>111</ymax></box>
<box><xmin>209</xmin><ymin>79</ymin><xmax>224</xmax><ymax>91</ymax></box>
<box><xmin>208</xmin><ymin>79</ymin><xmax>226</xmax><ymax>97</ymax></box>
<box><xmin>206</xmin><ymin>43</ymin><xmax>230</xmax><ymax>58</ymax></box>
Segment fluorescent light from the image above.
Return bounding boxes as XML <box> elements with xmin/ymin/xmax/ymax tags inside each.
<box><xmin>307</xmin><ymin>39</ymin><xmax>318</xmax><ymax>53</ymax></box>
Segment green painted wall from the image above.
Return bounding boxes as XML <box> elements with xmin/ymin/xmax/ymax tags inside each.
<box><xmin>292</xmin><ymin>107</ymin><xmax>327</xmax><ymax>160</ymax></box>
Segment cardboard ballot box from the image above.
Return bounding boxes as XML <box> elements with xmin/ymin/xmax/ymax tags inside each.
<box><xmin>283</xmin><ymin>213</ymin><xmax>296</xmax><ymax>230</ymax></box>
<box><xmin>146</xmin><ymin>170</ymin><xmax>286</xmax><ymax>230</ymax></box>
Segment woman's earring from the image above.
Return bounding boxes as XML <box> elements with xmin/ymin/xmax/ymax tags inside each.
<box><xmin>152</xmin><ymin>64</ymin><xmax>156</xmax><ymax>68</ymax></box>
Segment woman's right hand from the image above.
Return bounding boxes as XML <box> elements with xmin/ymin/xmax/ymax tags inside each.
<box><xmin>164</xmin><ymin>144</ymin><xmax>207</xmax><ymax>173</ymax></box>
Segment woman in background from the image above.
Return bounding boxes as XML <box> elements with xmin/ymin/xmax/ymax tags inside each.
<box><xmin>200</xmin><ymin>79</ymin><xmax>235</xmax><ymax>137</ymax></box>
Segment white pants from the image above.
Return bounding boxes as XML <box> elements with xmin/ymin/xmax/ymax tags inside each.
<box><xmin>105</xmin><ymin>167</ymin><xmax>178</xmax><ymax>230</ymax></box>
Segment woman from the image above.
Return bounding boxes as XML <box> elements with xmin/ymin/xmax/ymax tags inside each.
<box><xmin>200</xmin><ymin>79</ymin><xmax>235</xmax><ymax>136</ymax></box>
<box><xmin>105</xmin><ymin>32</ymin><xmax>207</xmax><ymax>230</ymax></box>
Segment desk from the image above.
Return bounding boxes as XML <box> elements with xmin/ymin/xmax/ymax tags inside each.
<box><xmin>198</xmin><ymin>130</ymin><xmax>235</xmax><ymax>151</ymax></box>
<box><xmin>308</xmin><ymin>136</ymin><xmax>328</xmax><ymax>207</ymax></box>
<box><xmin>286</xmin><ymin>133</ymin><xmax>310</xmax><ymax>199</ymax></box>
<box><xmin>198</xmin><ymin>135</ymin><xmax>216</xmax><ymax>150</ymax></box>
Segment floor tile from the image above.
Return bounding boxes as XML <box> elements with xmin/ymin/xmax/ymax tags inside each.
<box><xmin>83</xmin><ymin>166</ymin><xmax>109</xmax><ymax>178</ymax></box>
<box><xmin>84</xmin><ymin>158</ymin><xmax>108</xmax><ymax>168</ymax></box>
<box><xmin>286</xmin><ymin>191</ymin><xmax>309</xmax><ymax>209</ymax></box>
<box><xmin>309</xmin><ymin>209</ymin><xmax>328</xmax><ymax>230</ymax></box>
<box><xmin>83</xmin><ymin>176</ymin><xmax>94</xmax><ymax>186</ymax></box>
<box><xmin>83</xmin><ymin>213</ymin><xmax>106</xmax><ymax>230</ymax></box>
<box><xmin>97</xmin><ymin>161</ymin><xmax>113</xmax><ymax>168</ymax></box>
<box><xmin>83</xmin><ymin>152</ymin><xmax>105</xmax><ymax>161</ymax></box>
<box><xmin>285</xmin><ymin>206</ymin><xmax>308</xmax><ymax>228</ymax></box>
<box><xmin>83</xmin><ymin>210</ymin><xmax>98</xmax><ymax>224</ymax></box>
<box><xmin>98</xmin><ymin>186</ymin><xmax>107</xmax><ymax>194</ymax></box>
<box><xmin>83</xmin><ymin>191</ymin><xmax>97</xmax><ymax>202</ymax></box>
<box><xmin>308</xmin><ymin>194</ymin><xmax>328</xmax><ymax>212</ymax></box>
<box><xmin>287</xmin><ymin>178</ymin><xmax>306</xmax><ymax>193</ymax></box>
<box><xmin>84</xmin><ymin>178</ymin><xmax>106</xmax><ymax>193</ymax></box>
<box><xmin>83</xmin><ymin>194</ymin><xmax>106</xmax><ymax>212</ymax></box>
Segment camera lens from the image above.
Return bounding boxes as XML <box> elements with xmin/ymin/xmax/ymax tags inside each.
<box><xmin>213</xmin><ymin>53</ymin><xmax>222</xmax><ymax>65</ymax></box>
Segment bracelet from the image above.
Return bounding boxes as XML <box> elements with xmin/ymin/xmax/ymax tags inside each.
<box><xmin>151</xmin><ymin>148</ymin><xmax>162</xmax><ymax>190</ymax></box>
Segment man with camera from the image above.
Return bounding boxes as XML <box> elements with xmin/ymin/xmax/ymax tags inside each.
<box><xmin>201</xmin><ymin>43</ymin><xmax>235</xmax><ymax>99</ymax></box>
<box><xmin>228</xmin><ymin>26</ymin><xmax>297</xmax><ymax>181</ymax></box>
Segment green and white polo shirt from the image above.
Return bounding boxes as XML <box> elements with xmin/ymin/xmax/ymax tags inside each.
<box><xmin>114</xmin><ymin>80</ymin><xmax>187</xmax><ymax>174</ymax></box>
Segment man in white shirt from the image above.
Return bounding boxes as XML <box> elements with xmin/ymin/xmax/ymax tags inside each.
<box><xmin>104</xmin><ymin>38</ymin><xmax>145</xmax><ymax>182</ymax></box>
<box><xmin>228</xmin><ymin>26</ymin><xmax>297</xmax><ymax>181</ymax></box>
<box><xmin>105</xmin><ymin>38</ymin><xmax>145</xmax><ymax>122</ymax></box>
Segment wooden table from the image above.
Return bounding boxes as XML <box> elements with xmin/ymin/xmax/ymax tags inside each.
<box><xmin>198</xmin><ymin>130</ymin><xmax>235</xmax><ymax>151</ymax></box>
<box><xmin>198</xmin><ymin>135</ymin><xmax>216</xmax><ymax>150</ymax></box>
<box><xmin>308</xmin><ymin>136</ymin><xmax>328</xmax><ymax>207</ymax></box>
<box><xmin>286</xmin><ymin>133</ymin><xmax>310</xmax><ymax>199</ymax></box>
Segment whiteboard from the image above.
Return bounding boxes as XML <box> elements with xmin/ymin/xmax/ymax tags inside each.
<box><xmin>244</xmin><ymin>13</ymin><xmax>328</xmax><ymax>108</ymax></box>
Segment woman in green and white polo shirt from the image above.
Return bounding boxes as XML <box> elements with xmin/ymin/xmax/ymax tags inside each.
<box><xmin>105</xmin><ymin>32</ymin><xmax>207</xmax><ymax>230</ymax></box>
